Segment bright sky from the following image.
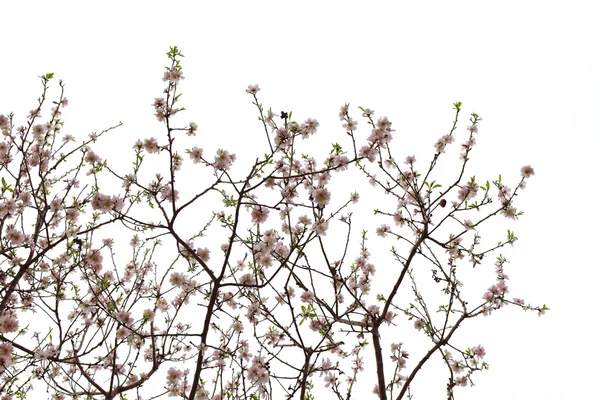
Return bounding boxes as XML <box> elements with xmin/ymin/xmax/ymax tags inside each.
<box><xmin>1</xmin><ymin>1</ymin><xmax>598</xmax><ymax>399</ymax></box>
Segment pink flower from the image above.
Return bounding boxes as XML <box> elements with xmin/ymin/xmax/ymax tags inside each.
<box><xmin>312</xmin><ymin>187</ymin><xmax>331</xmax><ymax>207</ymax></box>
<box><xmin>434</xmin><ymin>134</ymin><xmax>454</xmax><ymax>153</ymax></box>
<box><xmin>361</xmin><ymin>108</ymin><xmax>374</xmax><ymax>117</ymax></box>
<box><xmin>0</xmin><ymin>115</ymin><xmax>8</xmax><ymax>130</ymax></box>
<box><xmin>300</xmin><ymin>291</ymin><xmax>315</xmax><ymax>303</ymax></box>
<box><xmin>5</xmin><ymin>225</ymin><xmax>24</xmax><ymax>246</ymax></box>
<box><xmin>153</xmin><ymin>97</ymin><xmax>166</xmax><ymax>110</ymax></box>
<box><xmin>170</xmin><ymin>272</ymin><xmax>186</xmax><ymax>288</ymax></box>
<box><xmin>84</xmin><ymin>150</ymin><xmax>102</xmax><ymax>164</ymax></box>
<box><xmin>311</xmin><ymin>218</ymin><xmax>329</xmax><ymax>236</ymax></box>
<box><xmin>66</xmin><ymin>208</ymin><xmax>80</xmax><ymax>222</ymax></box>
<box><xmin>501</xmin><ymin>206</ymin><xmax>518</xmax><ymax>220</ymax></box>
<box><xmin>196</xmin><ymin>247</ymin><xmax>210</xmax><ymax>262</ymax></box>
<box><xmin>455</xmin><ymin>375</ymin><xmax>468</xmax><ymax>387</ymax></box>
<box><xmin>239</xmin><ymin>273</ymin><xmax>256</xmax><ymax>286</ymax></box>
<box><xmin>160</xmin><ymin>185</ymin><xmax>179</xmax><ymax>203</ymax></box>
<box><xmin>339</xmin><ymin>104</ymin><xmax>349</xmax><ymax>121</ymax></box>
<box><xmin>187</xmin><ymin>122</ymin><xmax>198</xmax><ymax>136</ymax></box>
<box><xmin>0</xmin><ymin>314</ymin><xmax>19</xmax><ymax>333</ymax></box>
<box><xmin>520</xmin><ymin>165</ymin><xmax>535</xmax><ymax>178</ymax></box>
<box><xmin>324</xmin><ymin>372</ymin><xmax>336</xmax><ymax>387</ymax></box>
<box><xmin>413</xmin><ymin>319</ymin><xmax>425</xmax><ymax>330</ymax></box>
<box><xmin>189</xmin><ymin>146</ymin><xmax>203</xmax><ymax>164</ymax></box>
<box><xmin>376</xmin><ymin>225</ymin><xmax>390</xmax><ymax>237</ymax></box>
<box><xmin>251</xmin><ymin>206</ymin><xmax>270</xmax><ymax>224</ymax></box>
<box><xmin>166</xmin><ymin>367</ymin><xmax>183</xmax><ymax>385</ymax></box>
<box><xmin>513</xmin><ymin>298</ymin><xmax>525</xmax><ymax>305</ymax></box>
<box><xmin>463</xmin><ymin>219</ymin><xmax>475</xmax><ymax>230</ymax></box>
<box><xmin>343</xmin><ymin>117</ymin><xmax>358</xmax><ymax>131</ymax></box>
<box><xmin>213</xmin><ymin>149</ymin><xmax>236</xmax><ymax>171</ymax></box>
<box><xmin>232</xmin><ymin>320</ymin><xmax>244</xmax><ymax>333</ymax></box>
<box><xmin>472</xmin><ymin>345</ymin><xmax>486</xmax><ymax>359</ymax></box>
<box><xmin>303</xmin><ymin>118</ymin><xmax>319</xmax><ymax>135</ymax></box>
<box><xmin>0</xmin><ymin>342</ymin><xmax>14</xmax><ymax>367</ymax></box>
<box><xmin>32</xmin><ymin>124</ymin><xmax>46</xmax><ymax>137</ymax></box>
<box><xmin>163</xmin><ymin>66</ymin><xmax>184</xmax><ymax>83</ymax></box>
<box><xmin>115</xmin><ymin>310</ymin><xmax>132</xmax><ymax>325</ymax></box>
<box><xmin>246</xmin><ymin>84</ymin><xmax>260</xmax><ymax>95</ymax></box>
<box><xmin>143</xmin><ymin>138</ymin><xmax>160</xmax><ymax>154</ymax></box>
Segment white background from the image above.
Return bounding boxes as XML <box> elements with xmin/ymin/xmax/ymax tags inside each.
<box><xmin>1</xmin><ymin>1</ymin><xmax>598</xmax><ymax>399</ymax></box>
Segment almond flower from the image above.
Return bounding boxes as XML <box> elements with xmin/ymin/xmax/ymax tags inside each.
<box><xmin>520</xmin><ymin>165</ymin><xmax>535</xmax><ymax>178</ymax></box>
<box><xmin>246</xmin><ymin>84</ymin><xmax>260</xmax><ymax>95</ymax></box>
<box><xmin>413</xmin><ymin>319</ymin><xmax>425</xmax><ymax>330</ymax></box>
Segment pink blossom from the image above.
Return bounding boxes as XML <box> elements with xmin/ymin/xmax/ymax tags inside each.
<box><xmin>339</xmin><ymin>104</ymin><xmax>349</xmax><ymax>120</ymax></box>
<box><xmin>213</xmin><ymin>149</ymin><xmax>236</xmax><ymax>171</ymax></box>
<box><xmin>160</xmin><ymin>184</ymin><xmax>179</xmax><ymax>203</ymax></box>
<box><xmin>376</xmin><ymin>224</ymin><xmax>390</xmax><ymax>237</ymax></box>
<box><xmin>170</xmin><ymin>272</ymin><xmax>186</xmax><ymax>288</ymax></box>
<box><xmin>501</xmin><ymin>206</ymin><xmax>518</xmax><ymax>220</ymax></box>
<box><xmin>455</xmin><ymin>375</ymin><xmax>468</xmax><ymax>387</ymax></box>
<box><xmin>0</xmin><ymin>314</ymin><xmax>19</xmax><ymax>333</ymax></box>
<box><xmin>189</xmin><ymin>146</ymin><xmax>203</xmax><ymax>164</ymax></box>
<box><xmin>312</xmin><ymin>187</ymin><xmax>331</xmax><ymax>207</ymax></box>
<box><xmin>65</xmin><ymin>208</ymin><xmax>80</xmax><ymax>222</ymax></box>
<box><xmin>246</xmin><ymin>84</ymin><xmax>260</xmax><ymax>95</ymax></box>
<box><xmin>187</xmin><ymin>122</ymin><xmax>198</xmax><ymax>136</ymax></box>
<box><xmin>251</xmin><ymin>206</ymin><xmax>270</xmax><ymax>224</ymax></box>
<box><xmin>5</xmin><ymin>225</ymin><xmax>24</xmax><ymax>246</ymax></box>
<box><xmin>0</xmin><ymin>114</ymin><xmax>8</xmax><ymax>130</ymax></box>
<box><xmin>472</xmin><ymin>345</ymin><xmax>486</xmax><ymax>359</ymax></box>
<box><xmin>239</xmin><ymin>273</ymin><xmax>256</xmax><ymax>286</ymax></box>
<box><xmin>413</xmin><ymin>319</ymin><xmax>425</xmax><ymax>330</ymax></box>
<box><xmin>84</xmin><ymin>150</ymin><xmax>101</xmax><ymax>164</ymax></box>
<box><xmin>300</xmin><ymin>290</ymin><xmax>315</xmax><ymax>303</ymax></box>
<box><xmin>361</xmin><ymin>108</ymin><xmax>374</xmax><ymax>117</ymax></box>
<box><xmin>343</xmin><ymin>117</ymin><xmax>358</xmax><ymax>131</ymax></box>
<box><xmin>434</xmin><ymin>134</ymin><xmax>455</xmax><ymax>153</ymax></box>
<box><xmin>91</xmin><ymin>193</ymin><xmax>122</xmax><ymax>213</ymax></box>
<box><xmin>143</xmin><ymin>137</ymin><xmax>160</xmax><ymax>153</ymax></box>
<box><xmin>115</xmin><ymin>310</ymin><xmax>132</xmax><ymax>325</ymax></box>
<box><xmin>303</xmin><ymin>118</ymin><xmax>319</xmax><ymax>135</ymax></box>
<box><xmin>520</xmin><ymin>165</ymin><xmax>535</xmax><ymax>178</ymax></box>
<box><xmin>393</xmin><ymin>211</ymin><xmax>406</xmax><ymax>226</ymax></box>
<box><xmin>359</xmin><ymin>145</ymin><xmax>378</xmax><ymax>163</ymax></box>
<box><xmin>311</xmin><ymin>218</ymin><xmax>329</xmax><ymax>236</ymax></box>
<box><xmin>163</xmin><ymin>66</ymin><xmax>184</xmax><ymax>83</ymax></box>
<box><xmin>166</xmin><ymin>367</ymin><xmax>183</xmax><ymax>385</ymax></box>
<box><xmin>324</xmin><ymin>372</ymin><xmax>337</xmax><ymax>387</ymax></box>
<box><xmin>232</xmin><ymin>320</ymin><xmax>244</xmax><ymax>333</ymax></box>
<box><xmin>196</xmin><ymin>247</ymin><xmax>210</xmax><ymax>262</ymax></box>
<box><xmin>0</xmin><ymin>342</ymin><xmax>13</xmax><ymax>368</ymax></box>
<box><xmin>463</xmin><ymin>219</ymin><xmax>475</xmax><ymax>230</ymax></box>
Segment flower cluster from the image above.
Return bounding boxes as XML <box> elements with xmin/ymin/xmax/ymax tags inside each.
<box><xmin>0</xmin><ymin>47</ymin><xmax>544</xmax><ymax>400</ymax></box>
